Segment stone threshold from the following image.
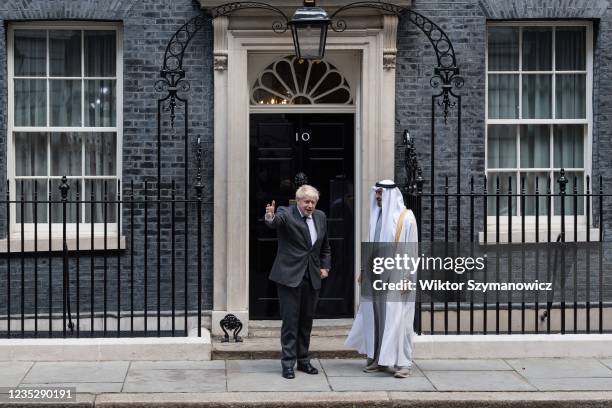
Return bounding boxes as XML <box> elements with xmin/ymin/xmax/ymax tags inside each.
<box><xmin>213</xmin><ymin>334</ymin><xmax>612</xmax><ymax>360</ymax></box>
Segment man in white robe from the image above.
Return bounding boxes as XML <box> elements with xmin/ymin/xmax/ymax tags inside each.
<box><xmin>345</xmin><ymin>179</ymin><xmax>418</xmax><ymax>378</ymax></box>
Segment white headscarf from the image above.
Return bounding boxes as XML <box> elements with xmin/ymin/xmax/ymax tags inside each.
<box><xmin>368</xmin><ymin>179</ymin><xmax>406</xmax><ymax>242</ymax></box>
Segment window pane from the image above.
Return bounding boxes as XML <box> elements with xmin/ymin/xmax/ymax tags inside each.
<box><xmin>556</xmin><ymin>27</ymin><xmax>586</xmax><ymax>71</ymax></box>
<box><xmin>522</xmin><ymin>74</ymin><xmax>552</xmax><ymax>119</ymax></box>
<box><xmin>487</xmin><ymin>173</ymin><xmax>517</xmax><ymax>216</ymax></box>
<box><xmin>50</xmin><ymin>178</ymin><xmax>79</xmax><ymax>223</ymax></box>
<box><xmin>15</xmin><ymin>133</ymin><xmax>47</xmax><ymax>176</ymax></box>
<box><xmin>85</xmin><ymin>133</ymin><xmax>116</xmax><ymax>176</ymax></box>
<box><xmin>85</xmin><ymin>80</ymin><xmax>116</xmax><ymax>126</ymax></box>
<box><xmin>554</xmin><ymin>125</ymin><xmax>584</xmax><ymax>168</ymax></box>
<box><xmin>556</xmin><ymin>74</ymin><xmax>586</xmax><ymax>119</ymax></box>
<box><xmin>50</xmin><ymin>79</ymin><xmax>81</xmax><ymax>126</ymax></box>
<box><xmin>50</xmin><ymin>133</ymin><xmax>82</xmax><ymax>176</ymax></box>
<box><xmin>16</xmin><ymin>179</ymin><xmax>48</xmax><ymax>223</ymax></box>
<box><xmin>84</xmin><ymin>31</ymin><xmax>116</xmax><ymax>77</ymax></box>
<box><xmin>85</xmin><ymin>179</ymin><xmax>117</xmax><ymax>223</ymax></box>
<box><xmin>487</xmin><ymin>27</ymin><xmax>519</xmax><ymax>71</ymax></box>
<box><xmin>520</xmin><ymin>125</ymin><xmax>550</xmax><ymax>168</ymax></box>
<box><xmin>14</xmin><ymin>30</ymin><xmax>46</xmax><ymax>76</ymax></box>
<box><xmin>49</xmin><ymin>30</ymin><xmax>81</xmax><ymax>77</ymax></box>
<box><xmin>522</xmin><ymin>28</ymin><xmax>552</xmax><ymax>71</ymax></box>
<box><xmin>488</xmin><ymin>125</ymin><xmax>517</xmax><ymax>168</ymax></box>
<box><xmin>488</xmin><ymin>74</ymin><xmax>519</xmax><ymax>119</ymax></box>
<box><xmin>519</xmin><ymin>172</ymin><xmax>549</xmax><ymax>216</ymax></box>
<box><xmin>554</xmin><ymin>171</ymin><xmax>584</xmax><ymax>216</ymax></box>
<box><xmin>14</xmin><ymin>79</ymin><xmax>46</xmax><ymax>126</ymax></box>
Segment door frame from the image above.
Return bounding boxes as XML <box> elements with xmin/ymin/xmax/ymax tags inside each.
<box><xmin>211</xmin><ymin>17</ymin><xmax>400</xmax><ymax>336</ymax></box>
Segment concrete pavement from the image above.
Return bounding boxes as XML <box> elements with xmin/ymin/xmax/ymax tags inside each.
<box><xmin>3</xmin><ymin>358</ymin><xmax>612</xmax><ymax>406</ymax></box>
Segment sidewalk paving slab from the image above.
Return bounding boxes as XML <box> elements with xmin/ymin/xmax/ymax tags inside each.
<box><xmin>122</xmin><ymin>368</ymin><xmax>226</xmax><ymax>393</ymax></box>
<box><xmin>226</xmin><ymin>358</ymin><xmax>299</xmax><ymax>374</ymax></box>
<box><xmin>227</xmin><ymin>370</ymin><xmax>330</xmax><ymax>392</ymax></box>
<box><xmin>528</xmin><ymin>377</ymin><xmax>612</xmax><ymax>391</ymax></box>
<box><xmin>0</xmin><ymin>362</ymin><xmax>32</xmax><ymax>388</ymax></box>
<box><xmin>424</xmin><ymin>370</ymin><xmax>537</xmax><ymax>391</ymax></box>
<box><xmin>18</xmin><ymin>382</ymin><xmax>123</xmax><ymax>393</ymax></box>
<box><xmin>506</xmin><ymin>358</ymin><xmax>612</xmax><ymax>379</ymax></box>
<box><xmin>128</xmin><ymin>361</ymin><xmax>224</xmax><ymax>370</ymax></box>
<box><xmin>21</xmin><ymin>361</ymin><xmax>129</xmax><ymax>384</ymax></box>
<box><xmin>414</xmin><ymin>358</ymin><xmax>512</xmax><ymax>371</ymax></box>
<box><xmin>328</xmin><ymin>376</ymin><xmax>435</xmax><ymax>392</ymax></box>
<box><xmin>320</xmin><ymin>358</ymin><xmax>424</xmax><ymax>377</ymax></box>
<box><xmin>598</xmin><ymin>358</ymin><xmax>612</xmax><ymax>370</ymax></box>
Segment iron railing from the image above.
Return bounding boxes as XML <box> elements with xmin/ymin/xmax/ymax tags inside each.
<box><xmin>0</xmin><ymin>175</ymin><xmax>207</xmax><ymax>339</ymax></box>
<box><xmin>403</xmin><ymin>135</ymin><xmax>610</xmax><ymax>335</ymax></box>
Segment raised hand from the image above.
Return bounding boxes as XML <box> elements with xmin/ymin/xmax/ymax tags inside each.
<box><xmin>265</xmin><ymin>200</ymin><xmax>276</xmax><ymax>216</ymax></box>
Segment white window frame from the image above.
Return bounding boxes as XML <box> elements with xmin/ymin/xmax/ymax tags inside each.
<box><xmin>484</xmin><ymin>21</ymin><xmax>595</xmax><ymax>242</ymax></box>
<box><xmin>6</xmin><ymin>22</ymin><xmax>123</xmax><ymax>242</ymax></box>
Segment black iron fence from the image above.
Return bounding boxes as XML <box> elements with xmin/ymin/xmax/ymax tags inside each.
<box><xmin>402</xmin><ymin>134</ymin><xmax>611</xmax><ymax>335</ymax></box>
<box><xmin>0</xmin><ymin>175</ymin><xmax>207</xmax><ymax>339</ymax></box>
<box><xmin>2</xmin><ymin>142</ymin><xmax>610</xmax><ymax>338</ymax></box>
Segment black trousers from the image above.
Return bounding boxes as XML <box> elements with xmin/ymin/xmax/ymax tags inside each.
<box><xmin>277</xmin><ymin>277</ymin><xmax>319</xmax><ymax>369</ymax></box>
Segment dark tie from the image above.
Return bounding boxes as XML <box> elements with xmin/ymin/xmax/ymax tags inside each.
<box><xmin>303</xmin><ymin>216</ymin><xmax>312</xmax><ymax>245</ymax></box>
<box><xmin>302</xmin><ymin>216</ymin><xmax>311</xmax><ymax>281</ymax></box>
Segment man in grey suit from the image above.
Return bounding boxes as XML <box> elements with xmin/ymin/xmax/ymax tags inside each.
<box><xmin>264</xmin><ymin>185</ymin><xmax>331</xmax><ymax>379</ymax></box>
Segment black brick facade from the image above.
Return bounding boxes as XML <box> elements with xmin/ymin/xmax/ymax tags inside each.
<box><xmin>0</xmin><ymin>0</ymin><xmax>214</xmax><ymax>320</ymax></box>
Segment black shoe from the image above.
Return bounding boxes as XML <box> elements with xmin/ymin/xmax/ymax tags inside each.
<box><xmin>297</xmin><ymin>362</ymin><xmax>319</xmax><ymax>375</ymax></box>
<box><xmin>282</xmin><ymin>367</ymin><xmax>295</xmax><ymax>379</ymax></box>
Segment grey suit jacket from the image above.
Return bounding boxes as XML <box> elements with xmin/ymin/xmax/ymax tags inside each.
<box><xmin>264</xmin><ymin>205</ymin><xmax>332</xmax><ymax>290</ymax></box>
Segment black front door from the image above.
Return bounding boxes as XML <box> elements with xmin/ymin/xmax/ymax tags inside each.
<box><xmin>249</xmin><ymin>113</ymin><xmax>355</xmax><ymax>319</ymax></box>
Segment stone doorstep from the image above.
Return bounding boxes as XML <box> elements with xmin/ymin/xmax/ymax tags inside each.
<box><xmin>213</xmin><ymin>334</ymin><xmax>612</xmax><ymax>360</ymax></box>
<box><xmin>248</xmin><ymin>319</ymin><xmax>353</xmax><ymax>338</ymax></box>
<box><xmin>213</xmin><ymin>336</ymin><xmax>360</xmax><ymax>360</ymax></box>
<box><xmin>83</xmin><ymin>392</ymin><xmax>612</xmax><ymax>407</ymax></box>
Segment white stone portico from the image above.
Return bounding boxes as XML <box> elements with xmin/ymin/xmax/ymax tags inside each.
<box><xmin>199</xmin><ymin>0</ymin><xmax>411</xmax><ymax>336</ymax></box>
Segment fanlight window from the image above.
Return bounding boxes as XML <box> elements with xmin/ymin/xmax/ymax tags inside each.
<box><xmin>251</xmin><ymin>56</ymin><xmax>353</xmax><ymax>105</ymax></box>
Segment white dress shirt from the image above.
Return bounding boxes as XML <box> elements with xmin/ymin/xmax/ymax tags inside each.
<box><xmin>297</xmin><ymin>206</ymin><xmax>317</xmax><ymax>246</ymax></box>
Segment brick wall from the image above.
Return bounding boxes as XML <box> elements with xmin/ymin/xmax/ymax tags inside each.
<box><xmin>395</xmin><ymin>0</ymin><xmax>612</xmax><ymax>241</ymax></box>
<box><xmin>0</xmin><ymin>0</ymin><xmax>214</xmax><ymax>324</ymax></box>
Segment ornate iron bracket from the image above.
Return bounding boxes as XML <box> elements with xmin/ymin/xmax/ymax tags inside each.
<box><xmin>157</xmin><ymin>1</ymin><xmax>462</xmax><ymax>126</ymax></box>
<box><xmin>329</xmin><ymin>2</ymin><xmax>463</xmax><ymax>123</ymax></box>
<box><xmin>220</xmin><ymin>313</ymin><xmax>244</xmax><ymax>342</ymax></box>
<box><xmin>156</xmin><ymin>2</ymin><xmax>289</xmax><ymax>128</ymax></box>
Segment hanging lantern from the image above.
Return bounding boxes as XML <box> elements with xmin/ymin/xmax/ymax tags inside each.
<box><xmin>288</xmin><ymin>0</ymin><xmax>330</xmax><ymax>60</ymax></box>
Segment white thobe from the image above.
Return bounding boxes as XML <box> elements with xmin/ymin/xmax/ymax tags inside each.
<box><xmin>345</xmin><ymin>209</ymin><xmax>418</xmax><ymax>368</ymax></box>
